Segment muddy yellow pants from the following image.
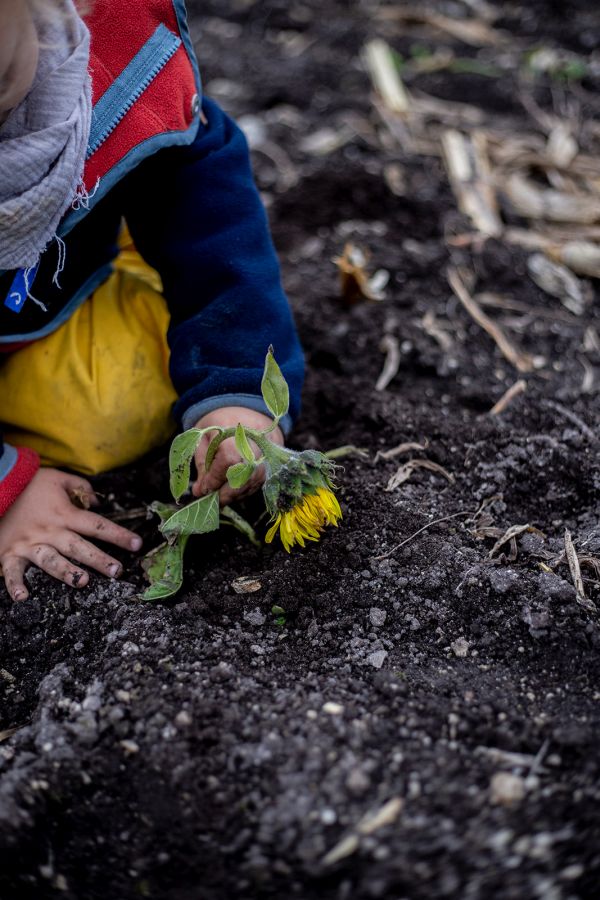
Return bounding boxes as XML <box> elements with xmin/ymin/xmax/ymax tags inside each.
<box><xmin>0</xmin><ymin>241</ymin><xmax>178</xmax><ymax>475</ymax></box>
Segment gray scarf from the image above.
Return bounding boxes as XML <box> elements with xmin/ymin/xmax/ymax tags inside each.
<box><xmin>0</xmin><ymin>0</ymin><xmax>92</xmax><ymax>271</ymax></box>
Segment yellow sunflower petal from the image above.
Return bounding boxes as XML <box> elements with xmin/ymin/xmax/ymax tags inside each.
<box><xmin>265</xmin><ymin>514</ymin><xmax>282</xmax><ymax>544</ymax></box>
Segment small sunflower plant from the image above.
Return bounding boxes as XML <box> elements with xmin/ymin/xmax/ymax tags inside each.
<box><xmin>142</xmin><ymin>348</ymin><xmax>341</xmax><ymax>600</ymax></box>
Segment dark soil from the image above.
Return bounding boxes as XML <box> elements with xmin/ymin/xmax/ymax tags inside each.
<box><xmin>2</xmin><ymin>2</ymin><xmax>600</xmax><ymax>898</ymax></box>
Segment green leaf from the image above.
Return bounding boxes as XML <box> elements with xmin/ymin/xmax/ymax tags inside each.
<box><xmin>169</xmin><ymin>429</ymin><xmax>206</xmax><ymax>501</ymax></box>
<box><xmin>261</xmin><ymin>346</ymin><xmax>289</xmax><ymax>421</ymax></box>
<box><xmin>226</xmin><ymin>461</ymin><xmax>255</xmax><ymax>490</ymax></box>
<box><xmin>141</xmin><ymin>535</ymin><xmax>189</xmax><ymax>601</ymax></box>
<box><xmin>160</xmin><ymin>492</ymin><xmax>220</xmax><ymax>538</ymax></box>
<box><xmin>235</xmin><ymin>423</ymin><xmax>255</xmax><ymax>463</ymax></box>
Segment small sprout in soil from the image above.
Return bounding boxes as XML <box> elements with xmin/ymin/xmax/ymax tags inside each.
<box><xmin>142</xmin><ymin>348</ymin><xmax>343</xmax><ymax>601</ymax></box>
<box><xmin>271</xmin><ymin>604</ymin><xmax>286</xmax><ymax>626</ymax></box>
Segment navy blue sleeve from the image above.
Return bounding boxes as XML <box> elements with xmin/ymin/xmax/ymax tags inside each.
<box><xmin>121</xmin><ymin>97</ymin><xmax>304</xmax><ymax>433</ymax></box>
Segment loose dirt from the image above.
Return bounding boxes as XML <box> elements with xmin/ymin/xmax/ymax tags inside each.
<box><xmin>1</xmin><ymin>1</ymin><xmax>600</xmax><ymax>897</ymax></box>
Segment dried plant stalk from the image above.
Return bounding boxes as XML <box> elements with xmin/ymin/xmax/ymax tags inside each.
<box><xmin>448</xmin><ymin>268</ymin><xmax>537</xmax><ymax>372</ymax></box>
<box><xmin>489</xmin><ymin>379</ymin><xmax>527</xmax><ymax>415</ymax></box>
<box><xmin>376</xmin><ymin>335</ymin><xmax>401</xmax><ymax>392</ymax></box>
<box><xmin>375</xmin><ymin>440</ymin><xmax>429</xmax><ymax>462</ymax></box>
<box><xmin>386</xmin><ymin>458</ymin><xmax>454</xmax><ymax>491</ymax></box>
<box><xmin>564</xmin><ymin>529</ymin><xmax>597</xmax><ymax>612</ymax></box>
<box><xmin>363</xmin><ymin>40</ymin><xmax>409</xmax><ymax>115</ymax></box>
<box><xmin>548</xmin><ymin>241</ymin><xmax>600</xmax><ymax>279</ymax></box>
<box><xmin>378</xmin><ymin>6</ymin><xmax>506</xmax><ymax>46</ymax></box>
<box><xmin>442</xmin><ymin>130</ymin><xmax>502</xmax><ymax>237</ymax></box>
<box><xmin>502</xmin><ymin>174</ymin><xmax>600</xmax><ymax>225</ymax></box>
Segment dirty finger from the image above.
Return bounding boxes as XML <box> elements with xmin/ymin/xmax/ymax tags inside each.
<box><xmin>1</xmin><ymin>556</ymin><xmax>29</xmax><ymax>601</ymax></box>
<box><xmin>31</xmin><ymin>544</ymin><xmax>89</xmax><ymax>589</ymax></box>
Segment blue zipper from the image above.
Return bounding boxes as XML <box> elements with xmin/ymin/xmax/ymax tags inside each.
<box><xmin>87</xmin><ymin>23</ymin><xmax>182</xmax><ymax>158</ymax></box>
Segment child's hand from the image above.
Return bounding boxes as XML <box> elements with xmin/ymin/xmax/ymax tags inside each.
<box><xmin>0</xmin><ymin>468</ymin><xmax>142</xmax><ymax>602</ymax></box>
<box><xmin>192</xmin><ymin>407</ymin><xmax>284</xmax><ymax>505</ymax></box>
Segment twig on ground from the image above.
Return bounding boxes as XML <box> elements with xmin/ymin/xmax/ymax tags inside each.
<box><xmin>488</xmin><ymin>523</ymin><xmax>543</xmax><ymax>559</ymax></box>
<box><xmin>375</xmin><ymin>440</ymin><xmax>429</xmax><ymax>463</ymax></box>
<box><xmin>421</xmin><ymin>311</ymin><xmax>454</xmax><ymax>351</ymax></box>
<box><xmin>374</xmin><ymin>510</ymin><xmax>474</xmax><ymax>561</ymax></box>
<box><xmin>108</xmin><ymin>506</ymin><xmax>150</xmax><ymax>523</ymax></box>
<box><xmin>564</xmin><ymin>529</ymin><xmax>597</xmax><ymax>612</ymax></box>
<box><xmin>580</xmin><ymin>357</ymin><xmax>595</xmax><ymax>394</ymax></box>
<box><xmin>476</xmin><ymin>291</ymin><xmax>577</xmax><ymax>324</ymax></box>
<box><xmin>542</xmin><ymin>399</ymin><xmax>599</xmax><ymax>445</ymax></box>
<box><xmin>322</xmin><ymin>797</ymin><xmax>404</xmax><ymax>867</ymax></box>
<box><xmin>377</xmin><ymin>6</ymin><xmax>507</xmax><ymax>46</ymax></box>
<box><xmin>376</xmin><ymin>334</ymin><xmax>401</xmax><ymax>391</ymax></box>
<box><xmin>385</xmin><ymin>458</ymin><xmax>455</xmax><ymax>492</ymax></box>
<box><xmin>324</xmin><ymin>445</ymin><xmax>370</xmax><ymax>461</ymax></box>
<box><xmin>489</xmin><ymin>379</ymin><xmax>527</xmax><ymax>416</ymax></box>
<box><xmin>448</xmin><ymin>267</ymin><xmax>539</xmax><ymax>372</ymax></box>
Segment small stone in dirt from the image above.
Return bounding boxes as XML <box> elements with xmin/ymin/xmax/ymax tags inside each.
<box><xmin>209</xmin><ymin>662</ymin><xmax>234</xmax><ymax>682</ymax></box>
<box><xmin>244</xmin><ymin>608</ymin><xmax>266</xmax><ymax>626</ymax></box>
<box><xmin>561</xmin><ymin>863</ymin><xmax>585</xmax><ymax>881</ymax></box>
<box><xmin>369</xmin><ymin>608</ymin><xmax>387</xmax><ymax>627</ymax></box>
<box><xmin>367</xmin><ymin>650</ymin><xmax>388</xmax><ymax>669</ymax></box>
<box><xmin>537</xmin><ymin>572</ymin><xmax>576</xmax><ymax>602</ymax></box>
<box><xmin>490</xmin><ymin>772</ymin><xmax>526</xmax><ymax>806</ymax></box>
<box><xmin>232</xmin><ymin>576</ymin><xmax>262</xmax><ymax>594</ymax></box>
<box><xmin>346</xmin><ymin>768</ymin><xmax>370</xmax><ymax>796</ymax></box>
<box><xmin>322</xmin><ymin>701</ymin><xmax>344</xmax><ymax>715</ymax></box>
<box><xmin>488</xmin><ymin>568</ymin><xmax>519</xmax><ymax>595</ymax></box>
<box><xmin>451</xmin><ymin>637</ymin><xmax>470</xmax><ymax>658</ymax></box>
<box><xmin>119</xmin><ymin>740</ymin><xmax>139</xmax><ymax>755</ymax></box>
<box><xmin>121</xmin><ymin>642</ymin><xmax>140</xmax><ymax>656</ymax></box>
<box><xmin>175</xmin><ymin>710</ymin><xmax>192</xmax><ymax>727</ymax></box>
<box><xmin>320</xmin><ymin>808</ymin><xmax>337</xmax><ymax>825</ymax></box>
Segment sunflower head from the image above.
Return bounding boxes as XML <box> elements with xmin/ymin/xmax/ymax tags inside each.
<box><xmin>263</xmin><ymin>449</ymin><xmax>341</xmax><ymax>551</ymax></box>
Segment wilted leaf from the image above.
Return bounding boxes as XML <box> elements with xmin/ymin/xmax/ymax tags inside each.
<box><xmin>488</xmin><ymin>523</ymin><xmax>544</xmax><ymax>558</ymax></box>
<box><xmin>385</xmin><ymin>458</ymin><xmax>454</xmax><ymax>492</ymax></box>
<box><xmin>161</xmin><ymin>492</ymin><xmax>220</xmax><ymax>539</ymax></box>
<box><xmin>142</xmin><ymin>536</ymin><xmax>189</xmax><ymax>601</ymax></box>
<box><xmin>261</xmin><ymin>347</ymin><xmax>289</xmax><ymax>421</ymax></box>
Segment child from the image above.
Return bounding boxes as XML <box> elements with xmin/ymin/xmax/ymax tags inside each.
<box><xmin>0</xmin><ymin>0</ymin><xmax>304</xmax><ymax>601</ymax></box>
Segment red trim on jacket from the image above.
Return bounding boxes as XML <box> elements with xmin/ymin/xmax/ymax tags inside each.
<box><xmin>83</xmin><ymin>0</ymin><xmax>197</xmax><ymax>188</ymax></box>
<box><xmin>0</xmin><ymin>448</ymin><xmax>40</xmax><ymax>516</ymax></box>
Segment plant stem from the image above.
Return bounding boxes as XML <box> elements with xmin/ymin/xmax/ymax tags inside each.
<box><xmin>220</xmin><ymin>506</ymin><xmax>261</xmax><ymax>548</ymax></box>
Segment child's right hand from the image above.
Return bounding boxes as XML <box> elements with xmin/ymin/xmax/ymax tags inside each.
<box><xmin>0</xmin><ymin>468</ymin><xmax>142</xmax><ymax>602</ymax></box>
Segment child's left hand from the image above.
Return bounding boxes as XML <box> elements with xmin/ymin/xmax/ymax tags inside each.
<box><xmin>191</xmin><ymin>407</ymin><xmax>284</xmax><ymax>505</ymax></box>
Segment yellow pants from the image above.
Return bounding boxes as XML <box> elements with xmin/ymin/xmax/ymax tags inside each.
<box><xmin>0</xmin><ymin>241</ymin><xmax>177</xmax><ymax>475</ymax></box>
